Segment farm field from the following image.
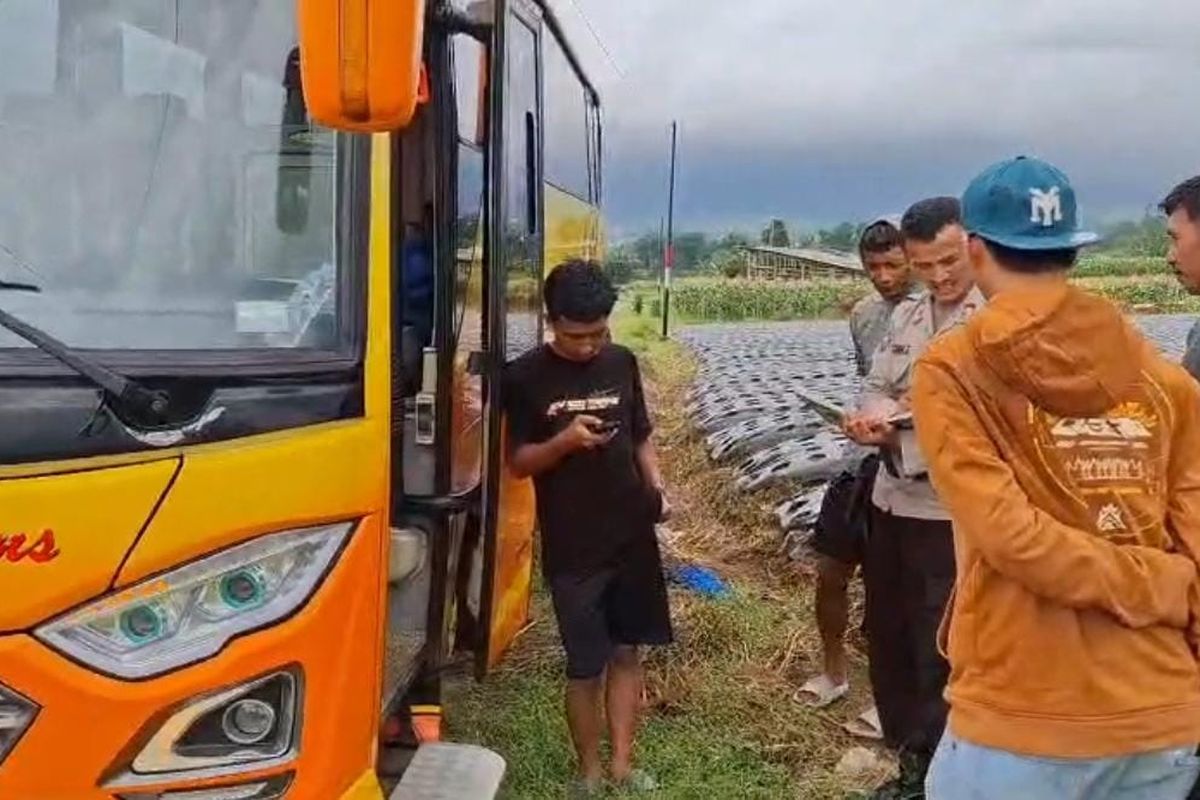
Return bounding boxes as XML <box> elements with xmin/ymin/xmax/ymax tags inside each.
<box><xmin>623</xmin><ymin>255</ymin><xmax>1198</xmax><ymax>323</ymax></box>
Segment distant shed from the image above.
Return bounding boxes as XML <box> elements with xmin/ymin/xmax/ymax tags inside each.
<box><xmin>742</xmin><ymin>246</ymin><xmax>865</xmax><ymax>281</ymax></box>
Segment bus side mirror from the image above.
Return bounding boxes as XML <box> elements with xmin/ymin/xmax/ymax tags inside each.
<box><xmin>296</xmin><ymin>0</ymin><xmax>427</xmax><ymax>132</ymax></box>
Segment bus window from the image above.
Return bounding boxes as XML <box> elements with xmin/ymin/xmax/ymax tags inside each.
<box><xmin>276</xmin><ymin>47</ymin><xmax>311</xmax><ymax>236</ymax></box>
<box><xmin>0</xmin><ymin>1</ymin><xmax>345</xmax><ymax>356</ymax></box>
<box><xmin>542</xmin><ymin>30</ymin><xmax>601</xmax><ymax>267</ymax></box>
<box><xmin>503</xmin><ymin>16</ymin><xmax>541</xmax><ymax>361</ymax></box>
<box><xmin>453</xmin><ymin>34</ymin><xmax>487</xmax><ymax>147</ymax></box>
<box><xmin>450</xmin><ymin>33</ymin><xmax>487</xmax><ymax>495</ymax></box>
<box><xmin>543</xmin><ymin>33</ymin><xmax>590</xmax><ymax>201</ymax></box>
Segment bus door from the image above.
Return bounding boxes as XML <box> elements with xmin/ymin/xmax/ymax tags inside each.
<box><xmin>477</xmin><ymin>0</ymin><xmax>544</xmax><ymax>676</ymax></box>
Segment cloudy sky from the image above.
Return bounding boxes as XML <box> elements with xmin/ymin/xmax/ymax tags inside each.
<box><xmin>549</xmin><ymin>0</ymin><xmax>1200</xmax><ymax>237</ymax></box>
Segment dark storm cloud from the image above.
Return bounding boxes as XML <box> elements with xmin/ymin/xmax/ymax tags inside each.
<box><xmin>549</xmin><ymin>0</ymin><xmax>1200</xmax><ymax>234</ymax></box>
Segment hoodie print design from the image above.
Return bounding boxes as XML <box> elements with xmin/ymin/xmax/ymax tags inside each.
<box><xmin>1029</xmin><ymin>394</ymin><xmax>1169</xmax><ymax>545</ymax></box>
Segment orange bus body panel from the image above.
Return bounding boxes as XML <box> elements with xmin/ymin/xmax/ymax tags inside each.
<box><xmin>487</xmin><ymin>436</ymin><xmax>537</xmax><ymax>670</ymax></box>
<box><xmin>0</xmin><ymin>512</ymin><xmax>386</xmax><ymax>799</ymax></box>
<box><xmin>114</xmin><ymin>422</ymin><xmax>386</xmax><ymax>588</ymax></box>
<box><xmin>0</xmin><ymin>459</ymin><xmax>178</xmax><ymax>633</ymax></box>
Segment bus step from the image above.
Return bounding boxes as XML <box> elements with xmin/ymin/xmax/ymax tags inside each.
<box><xmin>389</xmin><ymin>743</ymin><xmax>506</xmax><ymax>800</ymax></box>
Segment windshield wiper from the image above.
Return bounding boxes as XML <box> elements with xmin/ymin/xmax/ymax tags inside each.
<box><xmin>0</xmin><ymin>284</ymin><xmax>169</xmax><ymax>426</ymax></box>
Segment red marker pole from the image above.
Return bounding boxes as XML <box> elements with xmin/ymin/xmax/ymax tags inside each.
<box><xmin>662</xmin><ymin>121</ymin><xmax>677</xmax><ymax>339</ymax></box>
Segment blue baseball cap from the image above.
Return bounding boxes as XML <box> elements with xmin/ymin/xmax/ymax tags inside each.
<box><xmin>962</xmin><ymin>156</ymin><xmax>1100</xmax><ymax>251</ymax></box>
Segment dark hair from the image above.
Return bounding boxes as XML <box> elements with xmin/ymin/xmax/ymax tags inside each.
<box><xmin>544</xmin><ymin>260</ymin><xmax>617</xmax><ymax>322</ymax></box>
<box><xmin>901</xmin><ymin>197</ymin><xmax>962</xmax><ymax>243</ymax></box>
<box><xmin>980</xmin><ymin>238</ymin><xmax>1078</xmax><ymax>274</ymax></box>
<box><xmin>1161</xmin><ymin>176</ymin><xmax>1200</xmax><ymax>220</ymax></box>
<box><xmin>858</xmin><ymin>221</ymin><xmax>904</xmax><ymax>260</ymax></box>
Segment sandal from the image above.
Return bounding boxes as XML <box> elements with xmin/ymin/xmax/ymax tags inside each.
<box><xmin>842</xmin><ymin>705</ymin><xmax>884</xmax><ymax>740</ymax></box>
<box><xmin>615</xmin><ymin>768</ymin><xmax>660</xmax><ymax>793</ymax></box>
<box><xmin>568</xmin><ymin>777</ymin><xmax>603</xmax><ymax>798</ymax></box>
<box><xmin>793</xmin><ymin>674</ymin><xmax>850</xmax><ymax>709</ymax></box>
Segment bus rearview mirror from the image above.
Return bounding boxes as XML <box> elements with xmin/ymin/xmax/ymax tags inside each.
<box><xmin>296</xmin><ymin>0</ymin><xmax>427</xmax><ymax>132</ymax></box>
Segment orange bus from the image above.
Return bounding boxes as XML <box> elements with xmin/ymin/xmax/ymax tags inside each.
<box><xmin>0</xmin><ymin>0</ymin><xmax>603</xmax><ymax>797</ymax></box>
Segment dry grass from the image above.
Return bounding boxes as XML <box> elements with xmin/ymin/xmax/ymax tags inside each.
<box><xmin>632</xmin><ymin>315</ymin><xmax>887</xmax><ymax>797</ymax></box>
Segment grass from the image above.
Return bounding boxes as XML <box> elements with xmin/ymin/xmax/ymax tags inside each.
<box><xmin>1074</xmin><ymin>253</ymin><xmax>1171</xmax><ymax>278</ymax></box>
<box><xmin>1075</xmin><ymin>274</ymin><xmax>1200</xmax><ymax>313</ymax></box>
<box><xmin>446</xmin><ymin>591</ymin><xmax>800</xmax><ymax>800</ymax></box>
<box><xmin>443</xmin><ymin>300</ymin><xmax>886</xmax><ymax>799</ymax></box>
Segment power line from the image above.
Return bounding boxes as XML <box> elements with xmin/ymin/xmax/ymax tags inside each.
<box><xmin>0</xmin><ymin>242</ymin><xmax>45</xmax><ymax>281</ymax></box>
<box><xmin>564</xmin><ymin>0</ymin><xmax>625</xmax><ymax>79</ymax></box>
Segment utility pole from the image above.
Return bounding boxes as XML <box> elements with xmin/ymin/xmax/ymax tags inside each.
<box><xmin>658</xmin><ymin>217</ymin><xmax>665</xmax><ymax>289</ymax></box>
<box><xmin>662</xmin><ymin>121</ymin><xmax>678</xmax><ymax>339</ymax></box>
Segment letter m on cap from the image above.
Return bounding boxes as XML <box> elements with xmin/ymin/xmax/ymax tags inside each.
<box><xmin>1029</xmin><ymin>186</ymin><xmax>1063</xmax><ymax>227</ymax></box>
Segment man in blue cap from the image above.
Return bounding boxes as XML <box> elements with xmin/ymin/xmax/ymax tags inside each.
<box><xmin>912</xmin><ymin>156</ymin><xmax>1200</xmax><ymax>799</ymax></box>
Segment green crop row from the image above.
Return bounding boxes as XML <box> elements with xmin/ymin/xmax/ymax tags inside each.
<box><xmin>1076</xmin><ymin>276</ymin><xmax>1200</xmax><ymax>313</ymax></box>
<box><xmin>1074</xmin><ymin>254</ymin><xmax>1171</xmax><ymax>278</ymax></box>
<box><xmin>624</xmin><ymin>275</ymin><xmax>1200</xmax><ymax>324</ymax></box>
<box><xmin>667</xmin><ymin>278</ymin><xmax>869</xmax><ymax>322</ymax></box>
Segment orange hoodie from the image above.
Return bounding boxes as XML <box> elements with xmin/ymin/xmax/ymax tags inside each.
<box><xmin>912</xmin><ymin>284</ymin><xmax>1200</xmax><ymax>759</ymax></box>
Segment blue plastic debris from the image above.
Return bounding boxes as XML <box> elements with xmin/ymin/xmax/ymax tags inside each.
<box><xmin>667</xmin><ymin>564</ymin><xmax>729</xmax><ymax>598</ymax></box>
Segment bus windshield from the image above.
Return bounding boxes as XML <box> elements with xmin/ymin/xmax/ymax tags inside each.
<box><xmin>0</xmin><ymin>0</ymin><xmax>345</xmax><ymax>357</ymax></box>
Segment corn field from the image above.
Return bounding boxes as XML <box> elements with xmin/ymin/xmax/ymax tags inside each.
<box><xmin>624</xmin><ymin>274</ymin><xmax>1200</xmax><ymax>325</ymax></box>
<box><xmin>668</xmin><ymin>279</ymin><xmax>868</xmax><ymax>321</ymax></box>
<box><xmin>1075</xmin><ymin>254</ymin><xmax>1171</xmax><ymax>278</ymax></box>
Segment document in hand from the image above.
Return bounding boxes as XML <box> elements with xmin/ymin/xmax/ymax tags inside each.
<box><xmin>793</xmin><ymin>390</ymin><xmax>846</xmax><ymax>426</ymax></box>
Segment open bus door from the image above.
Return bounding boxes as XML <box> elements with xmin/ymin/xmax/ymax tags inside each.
<box><xmin>475</xmin><ymin>0</ymin><xmax>545</xmax><ymax>678</ymax></box>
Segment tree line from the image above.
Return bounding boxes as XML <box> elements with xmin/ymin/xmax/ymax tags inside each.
<box><xmin>606</xmin><ymin>215</ymin><xmax>1169</xmax><ymax>285</ymax></box>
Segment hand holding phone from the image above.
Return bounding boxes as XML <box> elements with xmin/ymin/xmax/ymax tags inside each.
<box><xmin>561</xmin><ymin>415</ymin><xmax>617</xmax><ymax>452</ymax></box>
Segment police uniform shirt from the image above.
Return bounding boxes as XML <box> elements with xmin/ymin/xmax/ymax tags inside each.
<box><xmin>850</xmin><ymin>290</ymin><xmax>922</xmax><ymax>379</ymax></box>
<box><xmin>861</xmin><ymin>287</ymin><xmax>985</xmax><ymax>520</ymax></box>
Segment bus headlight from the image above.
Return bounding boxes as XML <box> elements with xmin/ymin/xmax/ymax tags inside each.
<box><xmin>35</xmin><ymin>523</ymin><xmax>354</xmax><ymax>680</ymax></box>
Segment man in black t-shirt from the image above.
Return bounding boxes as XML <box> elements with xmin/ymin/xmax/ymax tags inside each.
<box><xmin>505</xmin><ymin>261</ymin><xmax>673</xmax><ymax>795</ymax></box>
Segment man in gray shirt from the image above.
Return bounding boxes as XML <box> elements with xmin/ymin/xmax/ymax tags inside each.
<box><xmin>799</xmin><ymin>219</ymin><xmax>915</xmax><ymax>719</ymax></box>
<box><xmin>1161</xmin><ymin>177</ymin><xmax>1200</xmax><ymax>381</ymax></box>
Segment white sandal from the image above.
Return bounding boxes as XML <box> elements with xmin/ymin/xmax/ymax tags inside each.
<box><xmin>842</xmin><ymin>705</ymin><xmax>884</xmax><ymax>740</ymax></box>
<box><xmin>792</xmin><ymin>674</ymin><xmax>850</xmax><ymax>709</ymax></box>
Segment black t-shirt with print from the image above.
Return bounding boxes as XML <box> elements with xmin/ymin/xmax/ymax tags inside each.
<box><xmin>504</xmin><ymin>343</ymin><xmax>657</xmax><ymax>577</ymax></box>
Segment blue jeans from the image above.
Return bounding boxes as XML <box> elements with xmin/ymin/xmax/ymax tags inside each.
<box><xmin>927</xmin><ymin>729</ymin><xmax>1200</xmax><ymax>800</ymax></box>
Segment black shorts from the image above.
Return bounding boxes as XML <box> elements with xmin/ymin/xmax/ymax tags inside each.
<box><xmin>811</xmin><ymin>456</ymin><xmax>877</xmax><ymax>566</ymax></box>
<box><xmin>547</xmin><ymin>535</ymin><xmax>674</xmax><ymax>680</ymax></box>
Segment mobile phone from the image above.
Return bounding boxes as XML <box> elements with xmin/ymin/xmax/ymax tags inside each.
<box><xmin>595</xmin><ymin>420</ymin><xmax>620</xmax><ymax>434</ymax></box>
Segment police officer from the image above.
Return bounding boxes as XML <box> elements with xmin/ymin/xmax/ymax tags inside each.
<box><xmin>843</xmin><ymin>197</ymin><xmax>983</xmax><ymax>800</ymax></box>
